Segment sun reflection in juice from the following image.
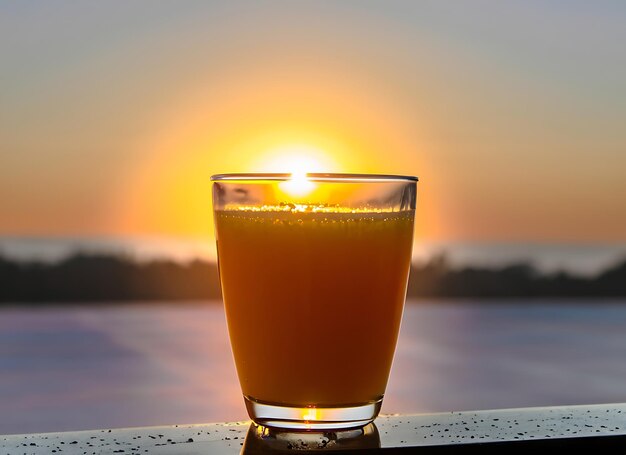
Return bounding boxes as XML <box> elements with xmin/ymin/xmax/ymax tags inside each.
<box><xmin>215</xmin><ymin>205</ymin><xmax>414</xmax><ymax>407</ymax></box>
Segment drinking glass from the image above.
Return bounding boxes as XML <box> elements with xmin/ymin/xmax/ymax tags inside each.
<box><xmin>212</xmin><ymin>173</ymin><xmax>417</xmax><ymax>429</ymax></box>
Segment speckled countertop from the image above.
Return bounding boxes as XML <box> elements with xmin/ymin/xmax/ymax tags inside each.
<box><xmin>3</xmin><ymin>403</ymin><xmax>626</xmax><ymax>454</ymax></box>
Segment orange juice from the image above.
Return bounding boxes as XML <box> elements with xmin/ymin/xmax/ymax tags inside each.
<box><xmin>215</xmin><ymin>207</ymin><xmax>414</xmax><ymax>407</ymax></box>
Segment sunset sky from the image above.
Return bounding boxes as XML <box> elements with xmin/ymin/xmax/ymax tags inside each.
<box><xmin>1</xmin><ymin>1</ymin><xmax>625</xmax><ymax>244</ymax></box>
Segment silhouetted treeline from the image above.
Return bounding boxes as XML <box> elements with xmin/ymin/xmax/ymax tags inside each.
<box><xmin>0</xmin><ymin>254</ymin><xmax>222</xmax><ymax>303</ymax></box>
<box><xmin>1</xmin><ymin>253</ymin><xmax>625</xmax><ymax>303</ymax></box>
<box><xmin>407</xmin><ymin>255</ymin><xmax>626</xmax><ymax>298</ymax></box>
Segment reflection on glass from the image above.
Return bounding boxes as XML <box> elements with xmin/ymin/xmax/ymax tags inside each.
<box><xmin>240</xmin><ymin>422</ymin><xmax>380</xmax><ymax>454</ymax></box>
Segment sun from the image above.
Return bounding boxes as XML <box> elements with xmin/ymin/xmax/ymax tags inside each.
<box><xmin>254</xmin><ymin>144</ymin><xmax>337</xmax><ymax>197</ymax></box>
<box><xmin>256</xmin><ymin>144</ymin><xmax>336</xmax><ymax>173</ymax></box>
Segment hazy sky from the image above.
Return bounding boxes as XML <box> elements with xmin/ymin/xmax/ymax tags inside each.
<box><xmin>1</xmin><ymin>1</ymin><xmax>625</xmax><ymax>243</ymax></box>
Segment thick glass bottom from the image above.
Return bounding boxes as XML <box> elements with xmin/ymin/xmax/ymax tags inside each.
<box><xmin>244</xmin><ymin>396</ymin><xmax>383</xmax><ymax>430</ymax></box>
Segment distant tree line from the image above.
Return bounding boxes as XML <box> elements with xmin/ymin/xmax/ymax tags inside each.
<box><xmin>0</xmin><ymin>254</ymin><xmax>222</xmax><ymax>303</ymax></box>
<box><xmin>0</xmin><ymin>253</ymin><xmax>625</xmax><ymax>303</ymax></box>
<box><xmin>407</xmin><ymin>255</ymin><xmax>626</xmax><ymax>298</ymax></box>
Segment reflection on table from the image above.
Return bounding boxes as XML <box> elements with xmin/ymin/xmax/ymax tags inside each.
<box><xmin>241</xmin><ymin>422</ymin><xmax>380</xmax><ymax>453</ymax></box>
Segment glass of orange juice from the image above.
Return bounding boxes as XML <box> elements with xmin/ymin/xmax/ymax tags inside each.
<box><xmin>212</xmin><ymin>173</ymin><xmax>417</xmax><ymax>430</ymax></box>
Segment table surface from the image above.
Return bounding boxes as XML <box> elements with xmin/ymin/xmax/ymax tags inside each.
<box><xmin>3</xmin><ymin>403</ymin><xmax>626</xmax><ymax>454</ymax></box>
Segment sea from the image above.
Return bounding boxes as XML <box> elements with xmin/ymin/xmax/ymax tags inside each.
<box><xmin>2</xmin><ymin>300</ymin><xmax>626</xmax><ymax>435</ymax></box>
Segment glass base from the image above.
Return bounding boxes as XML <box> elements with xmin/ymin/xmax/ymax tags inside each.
<box><xmin>244</xmin><ymin>396</ymin><xmax>383</xmax><ymax>430</ymax></box>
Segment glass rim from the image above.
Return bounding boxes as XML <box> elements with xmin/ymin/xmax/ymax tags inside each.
<box><xmin>210</xmin><ymin>172</ymin><xmax>418</xmax><ymax>183</ymax></box>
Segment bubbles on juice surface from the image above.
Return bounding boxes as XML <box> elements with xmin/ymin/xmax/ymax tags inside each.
<box><xmin>217</xmin><ymin>206</ymin><xmax>414</xmax><ymax>230</ymax></box>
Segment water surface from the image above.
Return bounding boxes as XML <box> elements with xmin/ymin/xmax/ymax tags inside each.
<box><xmin>2</xmin><ymin>300</ymin><xmax>626</xmax><ymax>434</ymax></box>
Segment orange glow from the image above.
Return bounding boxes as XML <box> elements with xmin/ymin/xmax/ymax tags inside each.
<box><xmin>114</xmin><ymin>68</ymin><xmax>429</xmax><ymax>243</ymax></box>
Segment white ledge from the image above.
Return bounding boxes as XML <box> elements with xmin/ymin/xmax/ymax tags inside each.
<box><xmin>2</xmin><ymin>403</ymin><xmax>626</xmax><ymax>453</ymax></box>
